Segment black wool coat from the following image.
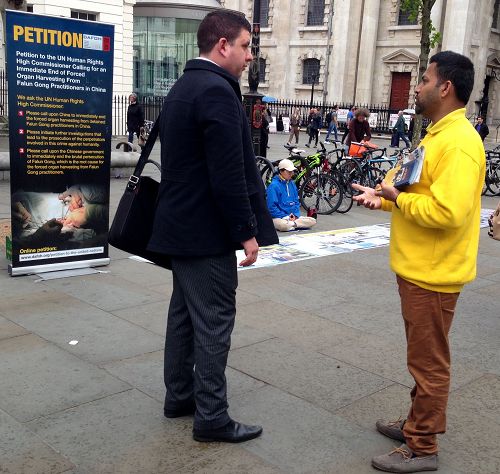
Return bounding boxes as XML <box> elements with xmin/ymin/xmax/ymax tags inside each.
<box><xmin>148</xmin><ymin>59</ymin><xmax>278</xmax><ymax>257</ymax></box>
<box><xmin>126</xmin><ymin>102</ymin><xmax>144</xmax><ymax>132</ymax></box>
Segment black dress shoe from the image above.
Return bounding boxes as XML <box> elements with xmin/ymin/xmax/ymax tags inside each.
<box><xmin>163</xmin><ymin>400</ymin><xmax>196</xmax><ymax>418</ymax></box>
<box><xmin>193</xmin><ymin>419</ymin><xmax>263</xmax><ymax>443</ymax></box>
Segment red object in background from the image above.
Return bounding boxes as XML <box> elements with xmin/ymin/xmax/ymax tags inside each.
<box><xmin>102</xmin><ymin>36</ymin><xmax>110</xmax><ymax>51</ymax></box>
<box><xmin>19</xmin><ymin>148</ymin><xmax>25</xmax><ymax>154</ymax></box>
<box><xmin>18</xmin><ymin>110</ymin><xmax>24</xmax><ymax>117</ymax></box>
<box><xmin>18</xmin><ymin>129</ymin><xmax>24</xmax><ymax>134</ymax></box>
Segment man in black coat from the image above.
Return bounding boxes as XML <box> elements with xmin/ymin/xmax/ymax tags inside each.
<box><xmin>475</xmin><ymin>116</ymin><xmax>489</xmax><ymax>142</ymax></box>
<box><xmin>148</xmin><ymin>10</ymin><xmax>278</xmax><ymax>443</ymax></box>
<box><xmin>126</xmin><ymin>93</ymin><xmax>144</xmax><ymax>145</ymax></box>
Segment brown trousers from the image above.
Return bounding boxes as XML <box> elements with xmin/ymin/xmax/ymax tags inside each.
<box><xmin>397</xmin><ymin>276</ymin><xmax>460</xmax><ymax>455</ymax></box>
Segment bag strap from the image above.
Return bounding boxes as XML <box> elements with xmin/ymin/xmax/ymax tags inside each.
<box><xmin>127</xmin><ymin>115</ymin><xmax>161</xmax><ymax>190</ymax></box>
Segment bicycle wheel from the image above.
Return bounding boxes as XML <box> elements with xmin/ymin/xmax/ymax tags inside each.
<box><xmin>487</xmin><ymin>162</ymin><xmax>500</xmax><ymax>196</ymax></box>
<box><xmin>330</xmin><ymin>170</ymin><xmax>353</xmax><ymax>213</ymax></box>
<box><xmin>255</xmin><ymin>155</ymin><xmax>275</xmax><ymax>187</ymax></box>
<box><xmin>338</xmin><ymin>159</ymin><xmax>365</xmax><ymax>194</ymax></box>
<box><xmin>299</xmin><ymin>172</ymin><xmax>343</xmax><ymax>215</ymax></box>
<box><xmin>366</xmin><ymin>167</ymin><xmax>385</xmax><ymax>188</ymax></box>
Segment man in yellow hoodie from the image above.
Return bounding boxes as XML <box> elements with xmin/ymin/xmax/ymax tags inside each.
<box><xmin>353</xmin><ymin>51</ymin><xmax>485</xmax><ymax>473</ymax></box>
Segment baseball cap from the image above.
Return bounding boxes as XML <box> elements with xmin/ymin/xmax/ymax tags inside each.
<box><xmin>278</xmin><ymin>159</ymin><xmax>297</xmax><ymax>171</ymax></box>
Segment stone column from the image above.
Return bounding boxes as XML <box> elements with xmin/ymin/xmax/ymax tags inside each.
<box><xmin>330</xmin><ymin>0</ymin><xmax>353</xmax><ymax>103</ymax></box>
<box><xmin>354</xmin><ymin>0</ymin><xmax>381</xmax><ymax>104</ymax></box>
<box><xmin>441</xmin><ymin>0</ymin><xmax>473</xmax><ymax>54</ymax></box>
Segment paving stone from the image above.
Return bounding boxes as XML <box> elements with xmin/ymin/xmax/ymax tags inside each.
<box><xmin>228</xmin><ymin>384</ymin><xmax>394</xmax><ymax>474</ymax></box>
<box><xmin>103</xmin><ymin>350</ymin><xmax>265</xmax><ymax>403</ymax></box>
<box><xmin>0</xmin><ymin>409</ymin><xmax>74</xmax><ymax>474</ymax></box>
<box><xmin>0</xmin><ymin>315</ymin><xmax>29</xmax><ymax>340</ymax></box>
<box><xmin>107</xmin><ymin>256</ymin><xmax>171</xmax><ymax>287</ymax></box>
<box><xmin>0</xmin><ymin>291</ymin><xmax>164</xmax><ymax>365</ymax></box>
<box><xmin>231</xmin><ymin>322</ymin><xmax>274</xmax><ymax>350</ymax></box>
<box><xmin>175</xmin><ymin>446</ymin><xmax>283</xmax><ymax>474</ymax></box>
<box><xmin>440</xmin><ymin>401</ymin><xmax>500</xmax><ymax>474</ymax></box>
<box><xmin>237</xmin><ymin>299</ymin><xmax>367</xmax><ymax>350</ymax></box>
<box><xmin>237</xmin><ymin>275</ymin><xmax>347</xmax><ymax>312</ymax></box>
<box><xmin>319</xmin><ymin>330</ymin><xmax>484</xmax><ymax>392</ymax></box>
<box><xmin>0</xmin><ymin>334</ymin><xmax>130</xmax><ymax>422</ymax></box>
<box><xmin>0</xmin><ymin>276</ymin><xmax>57</xmax><ymax>301</ymax></box>
<box><xmin>229</xmin><ymin>338</ymin><xmax>392</xmax><ymax>413</ymax></box>
<box><xmin>111</xmin><ymin>299</ymin><xmax>168</xmax><ymax>336</ymax></box>
<box><xmin>26</xmin><ymin>389</ymin><xmax>226</xmax><ymax>474</ymax></box>
<box><xmin>38</xmin><ymin>272</ymin><xmax>165</xmax><ymax>312</ymax></box>
<box><xmin>312</xmin><ymin>300</ymin><xmax>405</xmax><ymax>339</ymax></box>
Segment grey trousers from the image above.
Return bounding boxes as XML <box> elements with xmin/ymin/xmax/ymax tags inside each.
<box><xmin>164</xmin><ymin>251</ymin><xmax>237</xmax><ymax>430</ymax></box>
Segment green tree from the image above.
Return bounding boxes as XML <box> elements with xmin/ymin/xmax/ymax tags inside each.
<box><xmin>400</xmin><ymin>0</ymin><xmax>441</xmax><ymax>148</ymax></box>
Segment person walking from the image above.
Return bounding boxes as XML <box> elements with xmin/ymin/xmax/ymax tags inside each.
<box><xmin>287</xmin><ymin>107</ymin><xmax>300</xmax><ymax>145</ymax></box>
<box><xmin>341</xmin><ymin>106</ymin><xmax>357</xmax><ymax>143</ymax></box>
<box><xmin>305</xmin><ymin>108</ymin><xmax>322</xmax><ymax>147</ymax></box>
<box><xmin>148</xmin><ymin>10</ymin><xmax>278</xmax><ymax>444</ymax></box>
<box><xmin>324</xmin><ymin>105</ymin><xmax>339</xmax><ymax>143</ymax></box>
<box><xmin>352</xmin><ymin>51</ymin><xmax>485</xmax><ymax>473</ymax></box>
<box><xmin>393</xmin><ymin>110</ymin><xmax>411</xmax><ymax>148</ymax></box>
<box><xmin>126</xmin><ymin>93</ymin><xmax>144</xmax><ymax>145</ymax></box>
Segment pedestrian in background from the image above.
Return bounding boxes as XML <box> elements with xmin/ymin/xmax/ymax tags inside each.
<box><xmin>353</xmin><ymin>51</ymin><xmax>485</xmax><ymax>474</ymax></box>
<box><xmin>126</xmin><ymin>93</ymin><xmax>144</xmax><ymax>145</ymax></box>
<box><xmin>475</xmin><ymin>116</ymin><xmax>489</xmax><ymax>142</ymax></box>
<box><xmin>287</xmin><ymin>107</ymin><xmax>301</xmax><ymax>145</ymax></box>
<box><xmin>305</xmin><ymin>108</ymin><xmax>322</xmax><ymax>148</ymax></box>
<box><xmin>392</xmin><ymin>110</ymin><xmax>411</xmax><ymax>148</ymax></box>
<box><xmin>341</xmin><ymin>106</ymin><xmax>357</xmax><ymax>143</ymax></box>
<box><xmin>345</xmin><ymin>108</ymin><xmax>371</xmax><ymax>148</ymax></box>
<box><xmin>324</xmin><ymin>105</ymin><xmax>339</xmax><ymax>143</ymax></box>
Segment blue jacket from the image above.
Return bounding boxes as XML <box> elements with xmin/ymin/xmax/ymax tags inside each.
<box><xmin>266</xmin><ymin>175</ymin><xmax>300</xmax><ymax>218</ymax></box>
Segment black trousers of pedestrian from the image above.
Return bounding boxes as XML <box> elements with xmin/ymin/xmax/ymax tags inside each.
<box><xmin>308</xmin><ymin>128</ymin><xmax>319</xmax><ymax>146</ymax></box>
<box><xmin>164</xmin><ymin>251</ymin><xmax>237</xmax><ymax>430</ymax></box>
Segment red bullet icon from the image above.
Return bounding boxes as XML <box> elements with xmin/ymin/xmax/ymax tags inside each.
<box><xmin>18</xmin><ymin>110</ymin><xmax>24</xmax><ymax>117</ymax></box>
<box><xmin>19</xmin><ymin>148</ymin><xmax>25</xmax><ymax>154</ymax></box>
<box><xmin>18</xmin><ymin>129</ymin><xmax>24</xmax><ymax>134</ymax></box>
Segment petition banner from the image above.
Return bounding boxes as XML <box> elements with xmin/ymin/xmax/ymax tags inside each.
<box><xmin>6</xmin><ymin>11</ymin><xmax>114</xmax><ymax>276</ymax></box>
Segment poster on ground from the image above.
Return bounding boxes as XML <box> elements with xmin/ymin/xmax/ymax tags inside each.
<box><xmin>6</xmin><ymin>11</ymin><xmax>114</xmax><ymax>276</ymax></box>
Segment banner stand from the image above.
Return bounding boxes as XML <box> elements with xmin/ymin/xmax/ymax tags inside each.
<box><xmin>6</xmin><ymin>11</ymin><xmax>114</xmax><ymax>277</ymax></box>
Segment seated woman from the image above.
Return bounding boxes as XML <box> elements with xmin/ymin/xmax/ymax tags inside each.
<box><xmin>266</xmin><ymin>159</ymin><xmax>316</xmax><ymax>232</ymax></box>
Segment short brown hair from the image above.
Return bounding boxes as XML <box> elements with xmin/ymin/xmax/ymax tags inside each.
<box><xmin>355</xmin><ymin>108</ymin><xmax>370</xmax><ymax>118</ymax></box>
<box><xmin>197</xmin><ymin>10</ymin><xmax>251</xmax><ymax>54</ymax></box>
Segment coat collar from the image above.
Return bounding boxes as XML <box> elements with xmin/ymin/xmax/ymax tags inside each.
<box><xmin>184</xmin><ymin>59</ymin><xmax>242</xmax><ymax>100</ymax></box>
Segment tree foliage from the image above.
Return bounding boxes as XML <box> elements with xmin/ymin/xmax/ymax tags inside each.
<box><xmin>399</xmin><ymin>0</ymin><xmax>438</xmax><ymax>148</ymax></box>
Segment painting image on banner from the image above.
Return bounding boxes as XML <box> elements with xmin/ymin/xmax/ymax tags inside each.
<box><xmin>6</xmin><ymin>11</ymin><xmax>114</xmax><ymax>275</ymax></box>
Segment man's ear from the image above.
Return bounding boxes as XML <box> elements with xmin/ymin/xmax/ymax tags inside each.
<box><xmin>217</xmin><ymin>37</ymin><xmax>230</xmax><ymax>58</ymax></box>
<box><xmin>440</xmin><ymin>80</ymin><xmax>453</xmax><ymax>99</ymax></box>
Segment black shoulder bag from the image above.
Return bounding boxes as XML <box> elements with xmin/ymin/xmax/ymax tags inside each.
<box><xmin>108</xmin><ymin>117</ymin><xmax>171</xmax><ymax>269</ymax></box>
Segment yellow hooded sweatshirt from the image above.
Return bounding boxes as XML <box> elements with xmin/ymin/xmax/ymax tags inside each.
<box><xmin>381</xmin><ymin>108</ymin><xmax>485</xmax><ymax>293</ymax></box>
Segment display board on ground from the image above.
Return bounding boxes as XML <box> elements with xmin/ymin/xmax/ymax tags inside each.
<box><xmin>6</xmin><ymin>11</ymin><xmax>114</xmax><ymax>276</ymax></box>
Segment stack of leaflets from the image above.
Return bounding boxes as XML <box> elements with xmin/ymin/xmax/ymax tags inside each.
<box><xmin>383</xmin><ymin>146</ymin><xmax>425</xmax><ymax>189</ymax></box>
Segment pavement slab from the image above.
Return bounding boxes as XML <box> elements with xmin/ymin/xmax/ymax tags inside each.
<box><xmin>102</xmin><ymin>350</ymin><xmax>266</xmax><ymax>403</ymax></box>
<box><xmin>0</xmin><ymin>334</ymin><xmax>130</xmax><ymax>422</ymax></box>
<box><xmin>229</xmin><ymin>338</ymin><xmax>393</xmax><ymax>413</ymax></box>
<box><xmin>0</xmin><ymin>409</ymin><xmax>74</xmax><ymax>474</ymax></box>
<box><xmin>0</xmin><ymin>314</ymin><xmax>29</xmax><ymax>341</ymax></box>
<box><xmin>0</xmin><ymin>291</ymin><xmax>165</xmax><ymax>365</ymax></box>
<box><xmin>26</xmin><ymin>389</ymin><xmax>227</xmax><ymax>474</ymax></box>
<box><xmin>38</xmin><ymin>272</ymin><xmax>166</xmax><ymax>312</ymax></box>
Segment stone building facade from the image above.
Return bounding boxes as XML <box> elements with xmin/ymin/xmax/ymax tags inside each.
<box><xmin>222</xmin><ymin>0</ymin><xmax>500</xmax><ymax>124</ymax></box>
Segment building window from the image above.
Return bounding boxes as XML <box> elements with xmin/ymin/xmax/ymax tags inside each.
<box><xmin>303</xmin><ymin>59</ymin><xmax>320</xmax><ymax>84</ymax></box>
<box><xmin>260</xmin><ymin>0</ymin><xmax>269</xmax><ymax>28</ymax></box>
<box><xmin>307</xmin><ymin>0</ymin><xmax>325</xmax><ymax>26</ymax></box>
<box><xmin>398</xmin><ymin>3</ymin><xmax>417</xmax><ymax>25</ymax></box>
<box><xmin>259</xmin><ymin>57</ymin><xmax>266</xmax><ymax>82</ymax></box>
<box><xmin>493</xmin><ymin>0</ymin><xmax>500</xmax><ymax>29</ymax></box>
<box><xmin>27</xmin><ymin>5</ymin><xmax>33</xmax><ymax>12</ymax></box>
<box><xmin>71</xmin><ymin>11</ymin><xmax>97</xmax><ymax>21</ymax></box>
